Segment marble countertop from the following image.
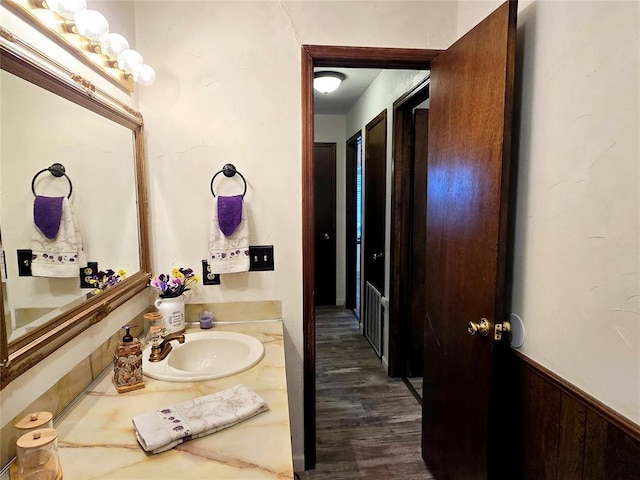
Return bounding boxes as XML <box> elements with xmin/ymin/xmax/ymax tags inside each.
<box><xmin>53</xmin><ymin>320</ymin><xmax>293</xmax><ymax>479</ymax></box>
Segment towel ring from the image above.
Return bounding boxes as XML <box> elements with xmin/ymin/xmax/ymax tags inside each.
<box><xmin>210</xmin><ymin>163</ymin><xmax>247</xmax><ymax>198</ymax></box>
<box><xmin>31</xmin><ymin>163</ymin><xmax>73</xmax><ymax>199</ymax></box>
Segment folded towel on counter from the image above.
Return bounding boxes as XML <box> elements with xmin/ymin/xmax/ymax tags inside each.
<box><xmin>208</xmin><ymin>195</ymin><xmax>250</xmax><ymax>274</ymax></box>
<box><xmin>31</xmin><ymin>196</ymin><xmax>87</xmax><ymax>277</ymax></box>
<box><xmin>132</xmin><ymin>384</ymin><xmax>269</xmax><ymax>454</ymax></box>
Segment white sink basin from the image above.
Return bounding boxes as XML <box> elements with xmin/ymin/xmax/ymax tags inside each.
<box><xmin>143</xmin><ymin>331</ymin><xmax>265</xmax><ymax>382</ymax></box>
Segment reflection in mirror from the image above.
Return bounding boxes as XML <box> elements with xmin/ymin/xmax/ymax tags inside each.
<box><xmin>1</xmin><ymin>69</ymin><xmax>140</xmax><ymax>344</ymax></box>
<box><xmin>0</xmin><ymin>31</ymin><xmax>151</xmax><ymax>388</ymax></box>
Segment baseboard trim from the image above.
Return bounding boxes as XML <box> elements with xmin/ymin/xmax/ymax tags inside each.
<box><xmin>514</xmin><ymin>350</ymin><xmax>640</xmax><ymax>442</ymax></box>
<box><xmin>293</xmin><ymin>454</ymin><xmax>305</xmax><ymax>473</ymax></box>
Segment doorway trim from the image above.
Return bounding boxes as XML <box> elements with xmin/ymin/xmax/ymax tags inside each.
<box><xmin>388</xmin><ymin>77</ymin><xmax>431</xmax><ymax>377</ymax></box>
<box><xmin>301</xmin><ymin>44</ymin><xmax>443</xmax><ymax>469</ymax></box>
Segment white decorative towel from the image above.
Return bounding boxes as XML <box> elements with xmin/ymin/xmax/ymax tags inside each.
<box><xmin>132</xmin><ymin>384</ymin><xmax>268</xmax><ymax>454</ymax></box>
<box><xmin>31</xmin><ymin>197</ymin><xmax>86</xmax><ymax>277</ymax></box>
<box><xmin>208</xmin><ymin>196</ymin><xmax>250</xmax><ymax>273</ymax></box>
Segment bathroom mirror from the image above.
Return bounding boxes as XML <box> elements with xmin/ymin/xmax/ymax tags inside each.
<box><xmin>0</xmin><ymin>30</ymin><xmax>151</xmax><ymax>388</ymax></box>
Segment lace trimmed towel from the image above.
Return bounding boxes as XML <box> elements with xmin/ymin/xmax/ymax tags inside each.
<box><xmin>208</xmin><ymin>195</ymin><xmax>250</xmax><ymax>274</ymax></box>
<box><xmin>31</xmin><ymin>196</ymin><xmax>86</xmax><ymax>277</ymax></box>
<box><xmin>132</xmin><ymin>384</ymin><xmax>268</xmax><ymax>454</ymax></box>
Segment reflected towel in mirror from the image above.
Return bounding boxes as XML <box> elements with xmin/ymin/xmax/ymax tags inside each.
<box><xmin>132</xmin><ymin>384</ymin><xmax>268</xmax><ymax>454</ymax></box>
<box><xmin>31</xmin><ymin>196</ymin><xmax>86</xmax><ymax>277</ymax></box>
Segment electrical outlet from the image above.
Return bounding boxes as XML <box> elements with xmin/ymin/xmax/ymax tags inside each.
<box><xmin>201</xmin><ymin>260</ymin><xmax>221</xmax><ymax>285</ymax></box>
<box><xmin>80</xmin><ymin>262</ymin><xmax>99</xmax><ymax>288</ymax></box>
<box><xmin>17</xmin><ymin>249</ymin><xmax>33</xmax><ymax>276</ymax></box>
<box><xmin>249</xmin><ymin>245</ymin><xmax>274</xmax><ymax>271</ymax></box>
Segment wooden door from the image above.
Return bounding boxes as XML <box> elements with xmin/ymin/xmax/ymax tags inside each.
<box><xmin>364</xmin><ymin>111</ymin><xmax>387</xmax><ymax>294</ymax></box>
<box><xmin>422</xmin><ymin>2</ymin><xmax>517</xmax><ymax>479</ymax></box>
<box><xmin>313</xmin><ymin>143</ymin><xmax>336</xmax><ymax>306</ymax></box>
<box><xmin>408</xmin><ymin>108</ymin><xmax>429</xmax><ymax>376</ymax></box>
<box><xmin>345</xmin><ymin>132</ymin><xmax>360</xmax><ymax>311</ymax></box>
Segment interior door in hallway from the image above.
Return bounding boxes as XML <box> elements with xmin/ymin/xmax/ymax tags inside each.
<box><xmin>363</xmin><ymin>111</ymin><xmax>387</xmax><ymax>294</ymax></box>
<box><xmin>408</xmin><ymin>108</ymin><xmax>429</xmax><ymax>376</ymax></box>
<box><xmin>345</xmin><ymin>132</ymin><xmax>361</xmax><ymax>313</ymax></box>
<box><xmin>422</xmin><ymin>2</ymin><xmax>517</xmax><ymax>479</ymax></box>
<box><xmin>313</xmin><ymin>143</ymin><xmax>336</xmax><ymax>306</ymax></box>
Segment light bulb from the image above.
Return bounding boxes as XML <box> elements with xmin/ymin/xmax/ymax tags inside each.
<box><xmin>100</xmin><ymin>33</ymin><xmax>129</xmax><ymax>60</ymax></box>
<box><xmin>75</xmin><ymin>9</ymin><xmax>109</xmax><ymax>41</ymax></box>
<box><xmin>117</xmin><ymin>49</ymin><xmax>144</xmax><ymax>76</ymax></box>
<box><xmin>46</xmin><ymin>0</ymin><xmax>86</xmax><ymax>20</ymax></box>
<box><xmin>136</xmin><ymin>64</ymin><xmax>156</xmax><ymax>86</ymax></box>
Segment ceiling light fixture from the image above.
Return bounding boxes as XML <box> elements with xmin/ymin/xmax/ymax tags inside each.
<box><xmin>313</xmin><ymin>71</ymin><xmax>346</xmax><ymax>94</ymax></box>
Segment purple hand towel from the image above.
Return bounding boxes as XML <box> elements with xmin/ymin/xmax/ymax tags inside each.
<box><xmin>33</xmin><ymin>196</ymin><xmax>64</xmax><ymax>239</ymax></box>
<box><xmin>217</xmin><ymin>195</ymin><xmax>243</xmax><ymax>237</ymax></box>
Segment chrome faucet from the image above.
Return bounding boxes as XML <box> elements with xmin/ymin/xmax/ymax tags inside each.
<box><xmin>148</xmin><ymin>329</ymin><xmax>185</xmax><ymax>362</ymax></box>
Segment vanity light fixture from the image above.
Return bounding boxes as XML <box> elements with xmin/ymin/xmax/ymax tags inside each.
<box><xmin>313</xmin><ymin>71</ymin><xmax>346</xmax><ymax>94</ymax></box>
<box><xmin>7</xmin><ymin>0</ymin><xmax>155</xmax><ymax>89</ymax></box>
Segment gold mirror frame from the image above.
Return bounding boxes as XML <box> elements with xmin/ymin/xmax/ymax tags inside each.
<box><xmin>0</xmin><ymin>28</ymin><xmax>151</xmax><ymax>389</ymax></box>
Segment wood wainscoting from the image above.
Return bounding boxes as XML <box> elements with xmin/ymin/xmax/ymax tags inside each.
<box><xmin>499</xmin><ymin>349</ymin><xmax>640</xmax><ymax>479</ymax></box>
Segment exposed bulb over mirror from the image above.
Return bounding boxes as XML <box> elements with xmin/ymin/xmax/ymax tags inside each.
<box><xmin>46</xmin><ymin>0</ymin><xmax>86</xmax><ymax>20</ymax></box>
<box><xmin>33</xmin><ymin>0</ymin><xmax>156</xmax><ymax>87</ymax></box>
<box><xmin>74</xmin><ymin>9</ymin><xmax>109</xmax><ymax>41</ymax></box>
<box><xmin>117</xmin><ymin>49</ymin><xmax>144</xmax><ymax>76</ymax></box>
<box><xmin>100</xmin><ymin>33</ymin><xmax>129</xmax><ymax>60</ymax></box>
<box><xmin>136</xmin><ymin>64</ymin><xmax>156</xmax><ymax>86</ymax></box>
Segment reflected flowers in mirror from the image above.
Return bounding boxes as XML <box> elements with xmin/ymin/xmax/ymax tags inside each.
<box><xmin>150</xmin><ymin>267</ymin><xmax>199</xmax><ymax>299</ymax></box>
<box><xmin>89</xmin><ymin>268</ymin><xmax>126</xmax><ymax>291</ymax></box>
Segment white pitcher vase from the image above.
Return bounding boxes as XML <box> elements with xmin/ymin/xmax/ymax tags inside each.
<box><xmin>154</xmin><ymin>295</ymin><xmax>185</xmax><ymax>334</ymax></box>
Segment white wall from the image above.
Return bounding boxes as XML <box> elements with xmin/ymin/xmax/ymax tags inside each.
<box><xmin>133</xmin><ymin>0</ymin><xmax>458</xmax><ymax>468</ymax></box>
<box><xmin>458</xmin><ymin>0</ymin><xmax>640</xmax><ymax>424</ymax></box>
<box><xmin>315</xmin><ymin>115</ymin><xmax>347</xmax><ymax>305</ymax></box>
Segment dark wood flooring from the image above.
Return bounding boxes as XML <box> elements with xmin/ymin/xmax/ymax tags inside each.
<box><xmin>297</xmin><ymin>307</ymin><xmax>433</xmax><ymax>480</ymax></box>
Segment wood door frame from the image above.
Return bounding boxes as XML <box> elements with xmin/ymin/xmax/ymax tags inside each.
<box><xmin>388</xmin><ymin>78</ymin><xmax>431</xmax><ymax>377</ymax></box>
<box><xmin>301</xmin><ymin>45</ymin><xmax>443</xmax><ymax>469</ymax></box>
<box><xmin>345</xmin><ymin>131</ymin><xmax>361</xmax><ymax>311</ymax></box>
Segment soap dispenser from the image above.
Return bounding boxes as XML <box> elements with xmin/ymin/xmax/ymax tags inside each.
<box><xmin>113</xmin><ymin>325</ymin><xmax>145</xmax><ymax>394</ymax></box>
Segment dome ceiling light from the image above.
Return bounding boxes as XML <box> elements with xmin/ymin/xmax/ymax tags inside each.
<box><xmin>313</xmin><ymin>71</ymin><xmax>346</xmax><ymax>94</ymax></box>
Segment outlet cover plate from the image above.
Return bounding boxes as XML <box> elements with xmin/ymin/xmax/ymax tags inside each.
<box><xmin>249</xmin><ymin>245</ymin><xmax>274</xmax><ymax>271</ymax></box>
<box><xmin>80</xmin><ymin>262</ymin><xmax>99</xmax><ymax>288</ymax></box>
<box><xmin>201</xmin><ymin>260</ymin><xmax>221</xmax><ymax>285</ymax></box>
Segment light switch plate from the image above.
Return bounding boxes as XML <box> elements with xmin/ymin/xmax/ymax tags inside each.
<box><xmin>249</xmin><ymin>245</ymin><xmax>274</xmax><ymax>271</ymax></box>
<box><xmin>17</xmin><ymin>249</ymin><xmax>33</xmax><ymax>276</ymax></box>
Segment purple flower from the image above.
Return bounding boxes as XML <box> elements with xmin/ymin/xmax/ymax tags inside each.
<box><xmin>150</xmin><ymin>267</ymin><xmax>199</xmax><ymax>299</ymax></box>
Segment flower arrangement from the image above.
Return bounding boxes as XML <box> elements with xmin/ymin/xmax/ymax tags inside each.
<box><xmin>150</xmin><ymin>267</ymin><xmax>199</xmax><ymax>298</ymax></box>
<box><xmin>89</xmin><ymin>269</ymin><xmax>126</xmax><ymax>290</ymax></box>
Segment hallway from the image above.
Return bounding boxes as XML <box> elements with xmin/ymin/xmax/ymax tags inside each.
<box><xmin>297</xmin><ymin>307</ymin><xmax>433</xmax><ymax>479</ymax></box>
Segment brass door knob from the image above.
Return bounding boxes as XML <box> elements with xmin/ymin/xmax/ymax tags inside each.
<box><xmin>468</xmin><ymin>318</ymin><xmax>490</xmax><ymax>337</ymax></box>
